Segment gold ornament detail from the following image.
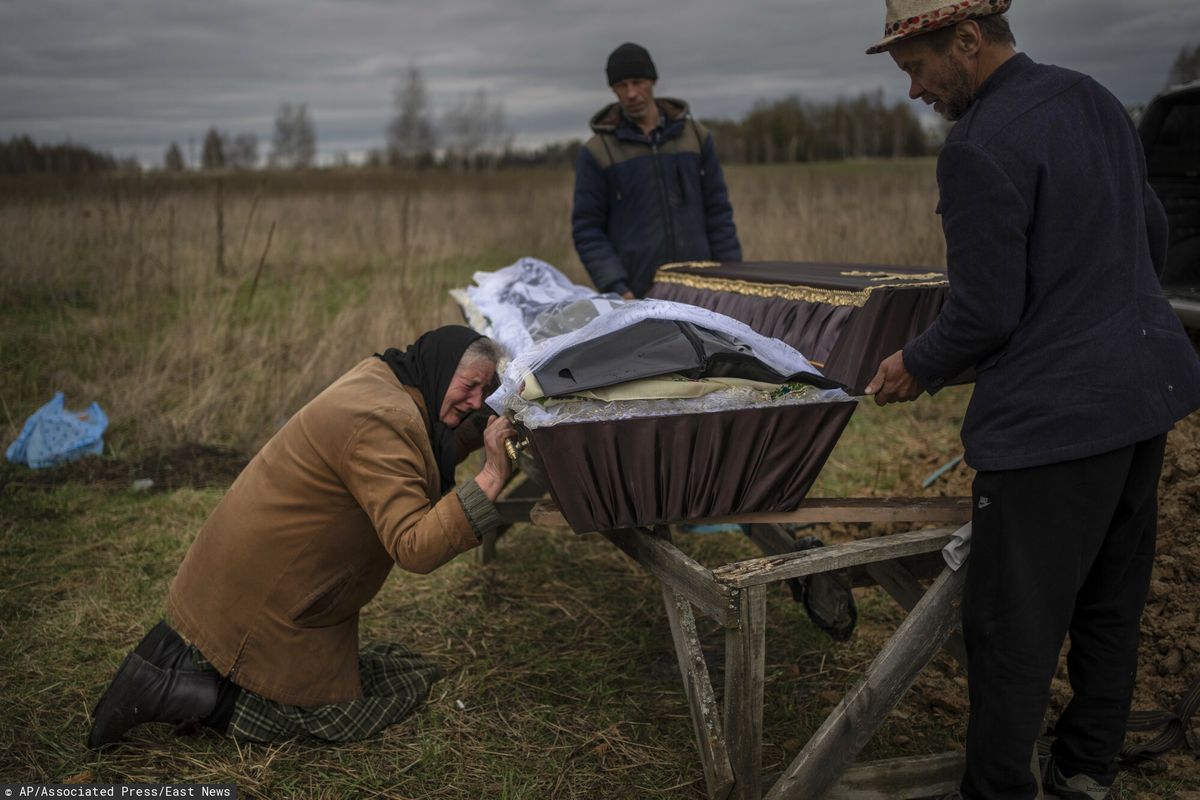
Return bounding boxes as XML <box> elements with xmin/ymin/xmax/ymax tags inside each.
<box><xmin>653</xmin><ymin>262</ymin><xmax>947</xmax><ymax>308</ymax></box>
<box><xmin>840</xmin><ymin>270</ymin><xmax>945</xmax><ymax>282</ymax></box>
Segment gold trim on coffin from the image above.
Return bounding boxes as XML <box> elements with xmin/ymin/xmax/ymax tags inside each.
<box><xmin>839</xmin><ymin>269</ymin><xmax>946</xmax><ymax>282</ymax></box>
<box><xmin>655</xmin><ymin>261</ymin><xmax>948</xmax><ymax>308</ymax></box>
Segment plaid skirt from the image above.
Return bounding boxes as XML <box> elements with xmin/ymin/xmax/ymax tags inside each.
<box><xmin>196</xmin><ymin>643</ymin><xmax>442</xmax><ymax>743</ymax></box>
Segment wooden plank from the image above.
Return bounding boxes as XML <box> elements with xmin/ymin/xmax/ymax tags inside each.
<box><xmin>703</xmin><ymin>497</ymin><xmax>971</xmax><ymax>526</ymax></box>
<box><xmin>714</xmin><ymin>527</ymin><xmax>957</xmax><ymax>589</ymax></box>
<box><xmin>477</xmin><ymin>528</ymin><xmax>498</xmax><ymax>564</ymax></box>
<box><xmin>742</xmin><ymin>528</ymin><xmax>951</xmax><ymax>590</ymax></box>
<box><xmin>865</xmin><ymin>560</ymin><xmax>968</xmax><ymax>670</ymax></box>
<box><xmin>726</xmin><ymin>585</ymin><xmax>767</xmax><ymax>800</ymax></box>
<box><xmin>530</xmin><ymin>499</ymin><xmax>568</xmax><ymax>527</ymax></box>
<box><xmin>743</xmin><ymin>523</ymin><xmax>796</xmax><ymax>556</ymax></box>
<box><xmin>765</xmin><ymin>565</ymin><xmax>967</xmax><ymax>800</ymax></box>
<box><xmin>662</xmin><ymin>586</ymin><xmax>734</xmax><ymax>800</ymax></box>
<box><xmin>822</xmin><ymin>752</ymin><xmax>964</xmax><ymax>800</ymax></box>
<box><xmin>602</xmin><ymin>527</ymin><xmax>738</xmax><ymax>627</ymax></box>
<box><xmin>737</xmin><ymin>528</ymin><xmax>949</xmax><ymax>591</ymax></box>
<box><xmin>498</xmin><ymin>470</ymin><xmax>548</xmax><ymax>501</ymax></box>
<box><xmin>848</xmin><ymin>552</ymin><xmax>945</xmax><ymax>588</ymax></box>
<box><xmin>480</xmin><ymin>472</ymin><xmax>547</xmax><ymax>563</ymax></box>
<box><xmin>494</xmin><ymin>498</ymin><xmax>541</xmax><ymax>524</ymax></box>
<box><xmin>529</xmin><ymin>498</ymin><xmax>971</xmax><ymax>530</ymax></box>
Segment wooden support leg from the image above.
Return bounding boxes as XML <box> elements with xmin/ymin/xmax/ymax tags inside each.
<box><xmin>479</xmin><ymin>470</ymin><xmax>547</xmax><ymax>564</ymax></box>
<box><xmin>865</xmin><ymin>559</ymin><xmax>968</xmax><ymax>670</ymax></box>
<box><xmin>744</xmin><ymin>523</ymin><xmax>796</xmax><ymax>556</ymax></box>
<box><xmin>765</xmin><ymin>564</ymin><xmax>967</xmax><ymax>800</ymax></box>
<box><xmin>726</xmin><ymin>585</ymin><xmax>767</xmax><ymax>800</ymax></box>
<box><xmin>662</xmin><ymin>585</ymin><xmax>735</xmax><ymax>800</ymax></box>
<box><xmin>477</xmin><ymin>526</ymin><xmax>500</xmax><ymax>564</ymax></box>
<box><xmin>824</xmin><ymin>752</ymin><xmax>964</xmax><ymax>799</ymax></box>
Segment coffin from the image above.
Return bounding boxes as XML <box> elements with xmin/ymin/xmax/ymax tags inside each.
<box><xmin>647</xmin><ymin>261</ymin><xmax>950</xmax><ymax>394</ymax></box>
<box><xmin>523</xmin><ymin>398</ymin><xmax>856</xmax><ymax>533</ymax></box>
<box><xmin>463</xmin><ymin>259</ymin><xmax>951</xmax><ymax>534</ymax></box>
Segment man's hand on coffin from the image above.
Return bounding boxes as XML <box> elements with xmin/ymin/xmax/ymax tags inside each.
<box><xmin>865</xmin><ymin>350</ymin><xmax>924</xmax><ymax>406</ymax></box>
<box><xmin>475</xmin><ymin>415</ymin><xmax>516</xmax><ymax>500</ymax></box>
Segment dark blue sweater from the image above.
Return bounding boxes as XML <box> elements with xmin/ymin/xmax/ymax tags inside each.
<box><xmin>572</xmin><ymin>98</ymin><xmax>742</xmax><ymax>297</ymax></box>
<box><xmin>904</xmin><ymin>53</ymin><xmax>1200</xmax><ymax>471</ymax></box>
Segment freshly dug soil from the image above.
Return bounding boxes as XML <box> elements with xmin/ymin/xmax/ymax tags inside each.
<box><xmin>1126</xmin><ymin>411</ymin><xmax>1200</xmax><ymax>757</ymax></box>
<box><xmin>905</xmin><ymin>412</ymin><xmax>1200</xmax><ymax>783</ymax></box>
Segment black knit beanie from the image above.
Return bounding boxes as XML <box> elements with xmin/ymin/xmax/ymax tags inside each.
<box><xmin>606</xmin><ymin>42</ymin><xmax>657</xmax><ymax>86</ymax></box>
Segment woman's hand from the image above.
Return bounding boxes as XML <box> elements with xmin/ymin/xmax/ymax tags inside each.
<box><xmin>474</xmin><ymin>415</ymin><xmax>516</xmax><ymax>500</ymax></box>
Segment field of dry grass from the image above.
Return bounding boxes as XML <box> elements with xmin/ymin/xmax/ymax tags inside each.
<box><xmin>1</xmin><ymin>163</ymin><xmax>1196</xmax><ymax>798</ymax></box>
<box><xmin>0</xmin><ymin>162</ymin><xmax>945</xmax><ymax>453</ymax></box>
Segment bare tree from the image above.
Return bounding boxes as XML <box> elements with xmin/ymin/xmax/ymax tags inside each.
<box><xmin>270</xmin><ymin>103</ymin><xmax>294</xmax><ymax>167</ymax></box>
<box><xmin>164</xmin><ymin>141</ymin><xmax>185</xmax><ymax>172</ymax></box>
<box><xmin>270</xmin><ymin>102</ymin><xmax>317</xmax><ymax>169</ymax></box>
<box><xmin>227</xmin><ymin>132</ymin><xmax>259</xmax><ymax>169</ymax></box>
<box><xmin>1167</xmin><ymin>43</ymin><xmax>1200</xmax><ymax>86</ymax></box>
<box><xmin>294</xmin><ymin>105</ymin><xmax>316</xmax><ymax>167</ymax></box>
<box><xmin>387</xmin><ymin>66</ymin><xmax>436</xmax><ymax>168</ymax></box>
<box><xmin>201</xmin><ymin>126</ymin><xmax>225</xmax><ymax>170</ymax></box>
<box><xmin>442</xmin><ymin>88</ymin><xmax>511</xmax><ymax>171</ymax></box>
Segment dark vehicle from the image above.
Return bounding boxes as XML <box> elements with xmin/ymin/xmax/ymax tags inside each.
<box><xmin>1139</xmin><ymin>80</ymin><xmax>1200</xmax><ymax>329</ymax></box>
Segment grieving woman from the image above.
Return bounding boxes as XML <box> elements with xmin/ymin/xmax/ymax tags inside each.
<box><xmin>89</xmin><ymin>326</ymin><xmax>514</xmax><ymax>746</ymax></box>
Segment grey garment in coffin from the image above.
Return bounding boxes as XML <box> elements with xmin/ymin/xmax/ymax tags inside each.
<box><xmin>530</xmin><ymin>318</ymin><xmax>847</xmax><ymax>399</ymax></box>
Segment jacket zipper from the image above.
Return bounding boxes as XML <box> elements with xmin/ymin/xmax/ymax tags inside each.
<box><xmin>650</xmin><ymin>136</ymin><xmax>676</xmax><ymax>263</ymax></box>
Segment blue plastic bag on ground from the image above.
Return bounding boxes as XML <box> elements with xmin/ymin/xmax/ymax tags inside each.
<box><xmin>6</xmin><ymin>392</ymin><xmax>108</xmax><ymax>469</ymax></box>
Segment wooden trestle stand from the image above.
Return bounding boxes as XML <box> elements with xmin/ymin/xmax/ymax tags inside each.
<box><xmin>489</xmin><ymin>492</ymin><xmax>974</xmax><ymax>800</ymax></box>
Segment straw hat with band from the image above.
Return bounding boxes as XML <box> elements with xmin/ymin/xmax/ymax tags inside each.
<box><xmin>865</xmin><ymin>0</ymin><xmax>1012</xmax><ymax>55</ymax></box>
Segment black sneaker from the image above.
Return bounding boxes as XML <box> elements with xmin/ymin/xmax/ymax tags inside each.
<box><xmin>1042</xmin><ymin>757</ymin><xmax>1111</xmax><ymax>800</ymax></box>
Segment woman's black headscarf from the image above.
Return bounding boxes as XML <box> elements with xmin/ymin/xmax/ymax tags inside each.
<box><xmin>376</xmin><ymin>325</ymin><xmax>483</xmax><ymax>496</ymax></box>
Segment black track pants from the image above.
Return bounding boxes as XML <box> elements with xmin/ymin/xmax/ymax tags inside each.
<box><xmin>960</xmin><ymin>434</ymin><xmax>1166</xmax><ymax>800</ymax></box>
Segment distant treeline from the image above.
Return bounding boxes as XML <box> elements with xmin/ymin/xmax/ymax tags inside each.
<box><xmin>703</xmin><ymin>90</ymin><xmax>937</xmax><ymax>164</ymax></box>
<box><xmin>471</xmin><ymin>91</ymin><xmax>938</xmax><ymax>168</ymax></box>
<box><xmin>0</xmin><ymin>135</ymin><xmax>135</xmax><ymax>176</ymax></box>
<box><xmin>455</xmin><ymin>90</ymin><xmax>938</xmax><ymax>169</ymax></box>
<box><xmin>478</xmin><ymin>90</ymin><xmax>939</xmax><ymax>168</ymax></box>
<box><xmin>1</xmin><ymin>89</ymin><xmax>939</xmax><ymax>176</ymax></box>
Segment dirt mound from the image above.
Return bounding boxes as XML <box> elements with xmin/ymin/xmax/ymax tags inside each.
<box><xmin>1130</xmin><ymin>412</ymin><xmax>1200</xmax><ymax>728</ymax></box>
<box><xmin>1</xmin><ymin>442</ymin><xmax>248</xmax><ymax>492</ymax></box>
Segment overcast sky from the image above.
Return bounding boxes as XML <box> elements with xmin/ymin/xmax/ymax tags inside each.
<box><xmin>2</xmin><ymin>0</ymin><xmax>1197</xmax><ymax>166</ymax></box>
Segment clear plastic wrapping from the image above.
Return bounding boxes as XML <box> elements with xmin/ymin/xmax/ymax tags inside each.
<box><xmin>511</xmin><ymin>382</ymin><xmax>850</xmax><ymax>429</ymax></box>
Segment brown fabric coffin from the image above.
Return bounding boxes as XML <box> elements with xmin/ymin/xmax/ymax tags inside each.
<box><xmin>646</xmin><ymin>261</ymin><xmax>950</xmax><ymax>394</ymax></box>
<box><xmin>525</xmin><ymin>400</ymin><xmax>857</xmax><ymax>533</ymax></box>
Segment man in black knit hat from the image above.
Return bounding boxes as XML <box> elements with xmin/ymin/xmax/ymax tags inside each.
<box><xmin>571</xmin><ymin>42</ymin><xmax>742</xmax><ymax>299</ymax></box>
<box><xmin>571</xmin><ymin>43</ymin><xmax>857</xmax><ymax>643</ymax></box>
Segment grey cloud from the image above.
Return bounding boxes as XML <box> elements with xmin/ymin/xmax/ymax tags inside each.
<box><xmin>2</xmin><ymin>0</ymin><xmax>1196</xmax><ymax>164</ymax></box>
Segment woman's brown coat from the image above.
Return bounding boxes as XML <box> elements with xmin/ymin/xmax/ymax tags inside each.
<box><xmin>168</xmin><ymin>358</ymin><xmax>478</xmax><ymax>707</ymax></box>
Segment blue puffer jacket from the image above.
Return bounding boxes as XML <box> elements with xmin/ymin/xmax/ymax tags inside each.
<box><xmin>571</xmin><ymin>98</ymin><xmax>742</xmax><ymax>297</ymax></box>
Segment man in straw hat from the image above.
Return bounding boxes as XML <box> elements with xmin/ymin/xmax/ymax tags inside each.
<box><xmin>863</xmin><ymin>2</ymin><xmax>1200</xmax><ymax>798</ymax></box>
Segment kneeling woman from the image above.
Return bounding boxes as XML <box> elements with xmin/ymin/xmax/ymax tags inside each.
<box><xmin>89</xmin><ymin>326</ymin><xmax>514</xmax><ymax>746</ymax></box>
